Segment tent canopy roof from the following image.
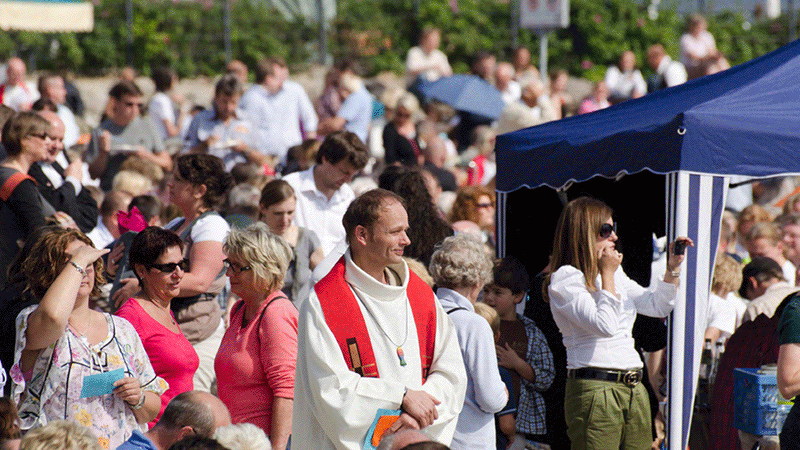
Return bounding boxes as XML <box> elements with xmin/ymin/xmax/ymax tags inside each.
<box><xmin>496</xmin><ymin>39</ymin><xmax>800</xmax><ymax>192</ymax></box>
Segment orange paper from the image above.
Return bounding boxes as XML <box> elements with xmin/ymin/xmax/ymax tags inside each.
<box><xmin>372</xmin><ymin>415</ymin><xmax>401</xmax><ymax>447</ymax></box>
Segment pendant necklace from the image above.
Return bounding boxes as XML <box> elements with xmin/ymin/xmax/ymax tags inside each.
<box><xmin>348</xmin><ymin>282</ymin><xmax>409</xmax><ymax>366</ymax></box>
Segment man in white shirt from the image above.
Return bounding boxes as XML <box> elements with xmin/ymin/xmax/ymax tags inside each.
<box><xmin>646</xmin><ymin>44</ymin><xmax>688</xmax><ymax>92</ymax></box>
<box><xmin>87</xmin><ymin>190</ymin><xmax>132</xmax><ymax>249</ymax></box>
<box><xmin>37</xmin><ymin>73</ymin><xmax>80</xmax><ymax>148</ymax></box>
<box><xmin>240</xmin><ymin>57</ymin><xmax>318</xmax><ymax>161</ymax></box>
<box><xmin>495</xmin><ymin>62</ymin><xmax>521</xmax><ymax>106</ymax></box>
<box><xmin>604</xmin><ymin>50</ymin><xmax>647</xmax><ymax>103</ymax></box>
<box><xmin>293</xmin><ymin>188</ymin><xmax>466</xmax><ymax>450</ymax></box>
<box><xmin>405</xmin><ymin>26</ymin><xmax>453</xmax><ymax>86</ymax></box>
<box><xmin>282</xmin><ymin>130</ymin><xmax>369</xmax><ymax>256</ymax></box>
<box><xmin>1</xmin><ymin>57</ymin><xmax>38</xmax><ymax>111</ymax></box>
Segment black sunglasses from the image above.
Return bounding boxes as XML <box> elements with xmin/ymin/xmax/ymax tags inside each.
<box><xmin>599</xmin><ymin>222</ymin><xmax>617</xmax><ymax>239</ymax></box>
<box><xmin>147</xmin><ymin>258</ymin><xmax>189</xmax><ymax>273</ymax></box>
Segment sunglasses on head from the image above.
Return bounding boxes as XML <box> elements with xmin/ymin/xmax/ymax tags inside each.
<box><xmin>147</xmin><ymin>258</ymin><xmax>189</xmax><ymax>273</ymax></box>
<box><xmin>599</xmin><ymin>222</ymin><xmax>616</xmax><ymax>238</ymax></box>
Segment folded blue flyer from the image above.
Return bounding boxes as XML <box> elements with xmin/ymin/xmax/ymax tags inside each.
<box><xmin>80</xmin><ymin>368</ymin><xmax>124</xmax><ymax>398</ymax></box>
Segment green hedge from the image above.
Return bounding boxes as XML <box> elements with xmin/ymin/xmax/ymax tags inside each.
<box><xmin>0</xmin><ymin>0</ymin><xmax>795</xmax><ymax>79</ymax></box>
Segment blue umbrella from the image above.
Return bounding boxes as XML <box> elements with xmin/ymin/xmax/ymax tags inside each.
<box><xmin>416</xmin><ymin>74</ymin><xmax>505</xmax><ymax>120</ymax></box>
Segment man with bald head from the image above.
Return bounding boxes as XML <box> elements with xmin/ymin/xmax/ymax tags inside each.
<box><xmin>38</xmin><ymin>73</ymin><xmax>80</xmax><ymax>147</ymax></box>
<box><xmin>1</xmin><ymin>57</ymin><xmax>38</xmax><ymax>111</ymax></box>
<box><xmin>28</xmin><ymin>110</ymin><xmax>98</xmax><ymax>232</ymax></box>
<box><xmin>116</xmin><ymin>391</ymin><xmax>232</xmax><ymax>450</ymax></box>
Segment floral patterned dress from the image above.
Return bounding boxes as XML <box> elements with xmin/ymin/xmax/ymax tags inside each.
<box><xmin>11</xmin><ymin>306</ymin><xmax>168</xmax><ymax>450</ymax></box>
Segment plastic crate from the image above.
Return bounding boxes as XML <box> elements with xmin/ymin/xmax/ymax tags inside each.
<box><xmin>733</xmin><ymin>368</ymin><xmax>780</xmax><ymax>435</ymax></box>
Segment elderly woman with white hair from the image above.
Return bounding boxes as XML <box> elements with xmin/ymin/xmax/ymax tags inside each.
<box><xmin>213</xmin><ymin>223</ymin><xmax>297</xmax><ymax>450</ymax></box>
<box><xmin>429</xmin><ymin>234</ymin><xmax>508</xmax><ymax>450</ymax></box>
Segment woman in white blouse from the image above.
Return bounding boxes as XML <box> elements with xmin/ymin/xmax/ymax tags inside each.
<box><xmin>545</xmin><ymin>197</ymin><xmax>690</xmax><ymax>450</ymax></box>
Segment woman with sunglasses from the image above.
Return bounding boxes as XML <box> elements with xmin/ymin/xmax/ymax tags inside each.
<box><xmin>116</xmin><ymin>226</ymin><xmax>199</xmax><ymax>427</ymax></box>
<box><xmin>214</xmin><ymin>223</ymin><xmax>297</xmax><ymax>450</ymax></box>
<box><xmin>545</xmin><ymin>197</ymin><xmax>691</xmax><ymax>450</ymax></box>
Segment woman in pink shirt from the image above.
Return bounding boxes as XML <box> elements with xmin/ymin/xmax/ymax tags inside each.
<box><xmin>214</xmin><ymin>223</ymin><xmax>297</xmax><ymax>450</ymax></box>
<box><xmin>116</xmin><ymin>227</ymin><xmax>199</xmax><ymax>427</ymax></box>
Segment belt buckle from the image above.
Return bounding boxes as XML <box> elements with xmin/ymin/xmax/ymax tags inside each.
<box><xmin>622</xmin><ymin>370</ymin><xmax>640</xmax><ymax>387</ymax></box>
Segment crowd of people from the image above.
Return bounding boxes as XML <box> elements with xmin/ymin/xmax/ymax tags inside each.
<box><xmin>0</xmin><ymin>13</ymin><xmax>767</xmax><ymax>450</ymax></box>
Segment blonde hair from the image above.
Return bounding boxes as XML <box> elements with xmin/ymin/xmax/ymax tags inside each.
<box><xmin>712</xmin><ymin>254</ymin><xmax>743</xmax><ymax>296</ymax></box>
<box><xmin>403</xmin><ymin>257</ymin><xmax>434</xmax><ymax>287</ymax></box>
<box><xmin>20</xmin><ymin>421</ymin><xmax>101</xmax><ymax>450</ymax></box>
<box><xmin>784</xmin><ymin>193</ymin><xmax>800</xmax><ymax>216</ymax></box>
<box><xmin>112</xmin><ymin>170</ymin><xmax>154</xmax><ymax>196</ymax></box>
<box><xmin>746</xmin><ymin>221</ymin><xmax>781</xmax><ymax>245</ymax></box>
<box><xmin>223</xmin><ymin>222</ymin><xmax>292</xmax><ymax>292</ymax></box>
<box><xmin>474</xmin><ymin>302</ymin><xmax>500</xmax><ymax>336</ymax></box>
<box><xmin>546</xmin><ymin>197</ymin><xmax>613</xmax><ymax>295</ymax></box>
<box><xmin>738</xmin><ymin>204</ymin><xmax>772</xmax><ymax>227</ymax></box>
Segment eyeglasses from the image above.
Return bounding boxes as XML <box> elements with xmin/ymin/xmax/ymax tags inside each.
<box><xmin>599</xmin><ymin>222</ymin><xmax>617</xmax><ymax>239</ymax></box>
<box><xmin>223</xmin><ymin>259</ymin><xmax>252</xmax><ymax>273</ymax></box>
<box><xmin>147</xmin><ymin>258</ymin><xmax>189</xmax><ymax>273</ymax></box>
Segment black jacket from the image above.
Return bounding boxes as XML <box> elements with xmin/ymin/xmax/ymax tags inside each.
<box><xmin>28</xmin><ymin>157</ymin><xmax>98</xmax><ymax>233</ymax></box>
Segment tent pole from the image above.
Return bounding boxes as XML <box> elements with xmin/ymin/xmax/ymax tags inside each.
<box><xmin>539</xmin><ymin>31</ymin><xmax>549</xmax><ymax>83</ymax></box>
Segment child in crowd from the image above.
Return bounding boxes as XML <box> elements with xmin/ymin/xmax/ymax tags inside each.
<box><xmin>473</xmin><ymin>303</ymin><xmax>518</xmax><ymax>450</ymax></box>
<box><xmin>484</xmin><ymin>257</ymin><xmax>554</xmax><ymax>449</ymax></box>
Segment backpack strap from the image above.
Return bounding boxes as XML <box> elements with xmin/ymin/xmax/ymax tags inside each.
<box><xmin>0</xmin><ymin>172</ymin><xmax>35</xmax><ymax>202</ymax></box>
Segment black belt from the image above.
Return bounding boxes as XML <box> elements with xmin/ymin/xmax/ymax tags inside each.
<box><xmin>568</xmin><ymin>367</ymin><xmax>643</xmax><ymax>387</ymax></box>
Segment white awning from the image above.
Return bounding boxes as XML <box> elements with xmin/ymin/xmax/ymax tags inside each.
<box><xmin>0</xmin><ymin>0</ymin><xmax>93</xmax><ymax>32</ymax></box>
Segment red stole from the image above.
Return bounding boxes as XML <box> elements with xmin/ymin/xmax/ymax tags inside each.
<box><xmin>315</xmin><ymin>257</ymin><xmax>437</xmax><ymax>383</ymax></box>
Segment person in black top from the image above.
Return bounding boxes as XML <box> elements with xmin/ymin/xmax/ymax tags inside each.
<box><xmin>28</xmin><ymin>110</ymin><xmax>97</xmax><ymax>233</ymax></box>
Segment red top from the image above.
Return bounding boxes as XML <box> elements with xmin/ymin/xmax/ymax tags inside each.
<box><xmin>214</xmin><ymin>291</ymin><xmax>298</xmax><ymax>434</ymax></box>
<box><xmin>116</xmin><ymin>298</ymin><xmax>199</xmax><ymax>427</ymax></box>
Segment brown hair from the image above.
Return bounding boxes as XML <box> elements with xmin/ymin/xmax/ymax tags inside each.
<box><xmin>449</xmin><ymin>185</ymin><xmax>495</xmax><ymax>225</ymax></box>
<box><xmin>342</xmin><ymin>189</ymin><xmax>405</xmax><ymax>244</ymax></box>
<box><xmin>108</xmin><ymin>80</ymin><xmax>143</xmax><ymax>99</ymax></box>
<box><xmin>1</xmin><ymin>112</ymin><xmax>50</xmax><ymax>157</ymax></box>
<box><xmin>545</xmin><ymin>197</ymin><xmax>614</xmax><ymax>295</ymax></box>
<box><xmin>0</xmin><ymin>397</ymin><xmax>20</xmax><ymax>440</ymax></box>
<box><xmin>254</xmin><ymin>57</ymin><xmax>287</xmax><ymax>84</ymax></box>
<box><xmin>259</xmin><ymin>179</ymin><xmax>295</xmax><ymax>211</ymax></box>
<box><xmin>22</xmin><ymin>228</ymin><xmax>105</xmax><ymax>300</ymax></box>
<box><xmin>315</xmin><ymin>130</ymin><xmax>369</xmax><ymax>170</ymax></box>
<box><xmin>175</xmin><ymin>154</ymin><xmax>234</xmax><ymax>209</ymax></box>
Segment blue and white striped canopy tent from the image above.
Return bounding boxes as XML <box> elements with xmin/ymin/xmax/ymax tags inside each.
<box><xmin>495</xmin><ymin>38</ymin><xmax>800</xmax><ymax>449</ymax></box>
<box><xmin>0</xmin><ymin>0</ymin><xmax>93</xmax><ymax>32</ymax></box>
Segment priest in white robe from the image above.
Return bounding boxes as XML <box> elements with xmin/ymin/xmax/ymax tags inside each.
<box><xmin>292</xmin><ymin>189</ymin><xmax>466</xmax><ymax>450</ymax></box>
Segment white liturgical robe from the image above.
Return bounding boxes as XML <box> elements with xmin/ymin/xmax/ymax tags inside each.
<box><xmin>292</xmin><ymin>250</ymin><xmax>466</xmax><ymax>450</ymax></box>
